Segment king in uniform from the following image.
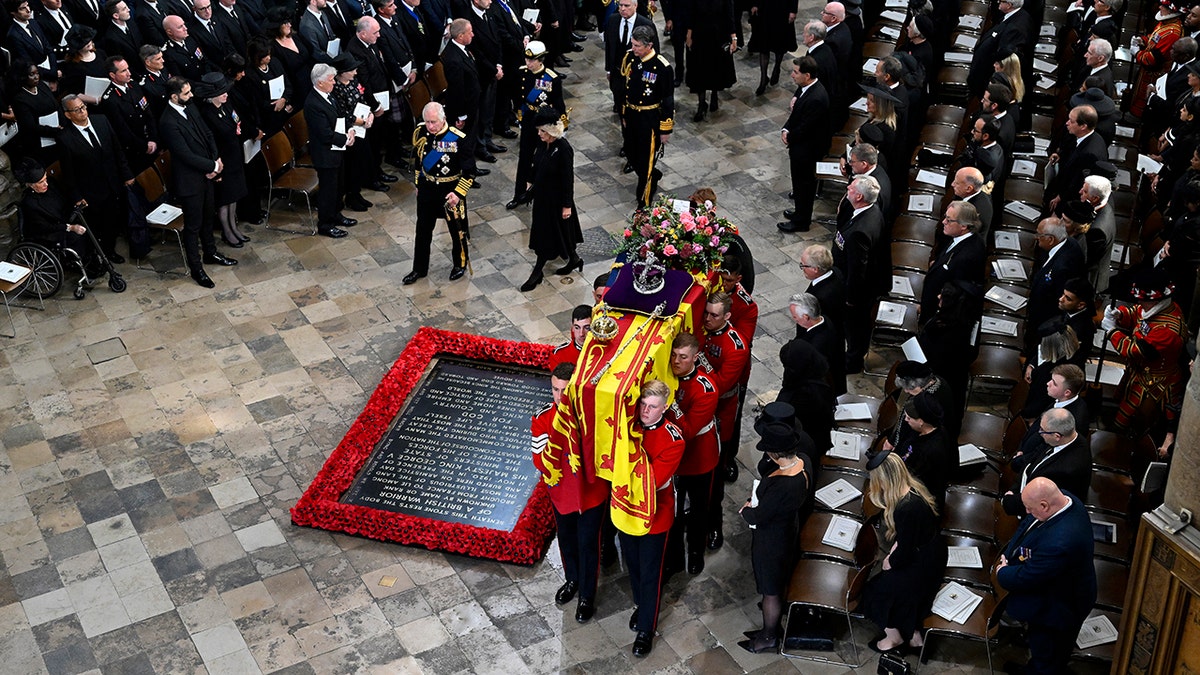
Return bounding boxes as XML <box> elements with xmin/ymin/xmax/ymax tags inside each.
<box><xmin>615</xmin><ymin>24</ymin><xmax>674</xmax><ymax>209</ymax></box>
<box><xmin>404</xmin><ymin>101</ymin><xmax>473</xmax><ymax>286</ymax></box>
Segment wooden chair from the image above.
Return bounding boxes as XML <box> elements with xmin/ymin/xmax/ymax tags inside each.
<box><xmin>44</xmin><ymin>160</ymin><xmax>62</xmax><ymax>182</ymax></box>
<box><xmin>1072</xmin><ymin>608</ymin><xmax>1122</xmax><ymax>666</ymax></box>
<box><xmin>968</xmin><ymin>346</ymin><xmax>1024</xmax><ymax>401</ymax></box>
<box><xmin>1087</xmin><ymin>469</ymin><xmax>1134</xmax><ymax>518</ymax></box>
<box><xmin>989</xmin><ymin>228</ymin><xmax>1039</xmax><ymax>261</ymax></box>
<box><xmin>870</xmin><ymin>298</ymin><xmax>921</xmax><ymax>347</ymax></box>
<box><xmin>891</xmin><ymin>242</ymin><xmax>934</xmax><ymax>273</ymax></box>
<box><xmin>925</xmin><ymin>104</ymin><xmax>967</xmax><ymax>127</ymax></box>
<box><xmin>133</xmin><ymin>165</ymin><xmax>188</xmax><ymax>275</ymax></box>
<box><xmin>152</xmin><ymin>151</ymin><xmax>172</xmax><ymax>187</ymax></box>
<box><xmin>813</xmin><ymin>469</ymin><xmax>869</xmax><ymax>519</ymax></box>
<box><xmin>889</xmin><ymin>270</ymin><xmax>925</xmax><ymax>304</ymax></box>
<box><xmin>406</xmin><ymin>79</ymin><xmax>432</xmax><ymax>118</ymax></box>
<box><xmin>949</xmin><ymin>462</ymin><xmax>1003</xmax><ymax>498</ymax></box>
<box><xmin>1092</xmin><ymin>558</ymin><xmax>1130</xmax><ymax>612</ymax></box>
<box><xmin>958</xmin><ymin>411</ymin><xmax>1009</xmax><ymax>460</ymax></box>
<box><xmin>892</xmin><ymin>215</ymin><xmax>940</xmax><ymax>244</ymax></box>
<box><xmin>798</xmin><ymin>511</ymin><xmax>876</xmax><ymax>566</ymax></box>
<box><xmin>834</xmin><ymin>394</ymin><xmax>883</xmax><ymax>435</ymax></box>
<box><xmin>282</xmin><ymin>111</ymin><xmax>314</xmax><ymax>167</ymax></box>
<box><xmin>941</xmin><ymin>534</ymin><xmax>1001</xmax><ymax>592</ymax></box>
<box><xmin>262</xmin><ymin>131</ymin><xmax>319</xmax><ymax>235</ymax></box>
<box><xmin>976</xmin><ymin>313</ymin><xmax>1025</xmax><ymax>351</ymax></box>
<box><xmin>1089</xmin><ymin>513</ymin><xmax>1134</xmax><ymax>564</ymax></box>
<box><xmin>425</xmin><ymin>60</ymin><xmax>448</xmax><ymax>98</ymax></box>
<box><xmin>941</xmin><ymin>490</ymin><xmax>1001</xmax><ymax>542</ymax></box>
<box><xmin>919</xmin><ymin>587</ymin><xmax>1005</xmax><ymax>673</ymax></box>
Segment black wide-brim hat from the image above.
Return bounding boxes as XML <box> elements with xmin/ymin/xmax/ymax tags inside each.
<box><xmin>192</xmin><ymin>71</ymin><xmax>233</xmax><ymax>99</ymax></box>
<box><xmin>753</xmin><ymin>401</ymin><xmax>795</xmax><ymax>435</ymax></box>
<box><xmin>756</xmin><ymin>420</ymin><xmax>801</xmax><ymax>455</ymax></box>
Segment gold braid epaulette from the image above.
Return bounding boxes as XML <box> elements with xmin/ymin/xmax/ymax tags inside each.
<box><xmin>412</xmin><ymin>132</ymin><xmax>427</xmax><ymax>185</ymax></box>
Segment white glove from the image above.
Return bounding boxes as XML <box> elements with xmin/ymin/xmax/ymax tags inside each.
<box><xmin>1101</xmin><ymin>307</ymin><xmax>1118</xmax><ymax>332</ymax></box>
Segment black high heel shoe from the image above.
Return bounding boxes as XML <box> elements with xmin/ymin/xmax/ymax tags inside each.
<box><xmin>710</xmin><ymin>92</ymin><xmax>719</xmax><ymax>111</ymax></box>
<box><xmin>520</xmin><ymin>269</ymin><xmax>544</xmax><ymax>292</ymax></box>
<box><xmin>553</xmin><ymin>257</ymin><xmax>583</xmax><ymax>275</ymax></box>
<box><xmin>237</xmin><ymin>233</ymin><xmax>251</xmax><ymax>242</ymax></box>
<box><xmin>222</xmin><ymin>235</ymin><xmax>244</xmax><ymax>248</ymax></box>
<box><xmin>755</xmin><ymin>79</ymin><xmax>767</xmax><ymax>96</ymax></box>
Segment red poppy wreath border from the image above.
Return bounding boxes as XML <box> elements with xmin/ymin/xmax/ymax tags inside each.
<box><xmin>291</xmin><ymin>327</ymin><xmax>556</xmax><ymax>565</ymax></box>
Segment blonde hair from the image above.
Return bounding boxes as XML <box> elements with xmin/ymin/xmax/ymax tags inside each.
<box><xmin>640</xmin><ymin>379</ymin><xmax>670</xmax><ymax>403</ymax></box>
<box><xmin>868</xmin><ymin>453</ymin><xmax>939</xmax><ymax>542</ymax></box>
<box><xmin>999</xmin><ymin>54</ymin><xmax>1025</xmax><ymax>101</ymax></box>
<box><xmin>868</xmin><ymin>94</ymin><xmax>898</xmax><ymax>130</ymax></box>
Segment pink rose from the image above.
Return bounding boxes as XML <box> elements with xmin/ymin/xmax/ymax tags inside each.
<box><xmin>683</xmin><ymin>220</ymin><xmax>696</xmax><ymax>232</ymax></box>
<box><xmin>704</xmin><ymin>227</ymin><xmax>713</xmax><ymax>235</ymax></box>
<box><xmin>663</xmin><ymin>244</ymin><xmax>678</xmax><ymax>256</ymax></box>
<box><xmin>697</xmin><ymin>215</ymin><xmax>709</xmax><ymax>227</ymax></box>
<box><xmin>710</xmin><ymin>236</ymin><xmax>720</xmax><ymax>246</ymax></box>
<box><xmin>624</xmin><ymin>229</ymin><xmax>633</xmax><ymax>237</ymax></box>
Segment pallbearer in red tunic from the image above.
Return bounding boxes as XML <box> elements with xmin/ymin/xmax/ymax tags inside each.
<box><xmin>664</xmin><ymin>332</ymin><xmax>720</xmax><ymax>576</ymax></box>
<box><xmin>621</xmin><ymin>380</ymin><xmax>686</xmax><ymax>658</ymax></box>
<box><xmin>702</xmin><ymin>291</ymin><xmax>750</xmax><ymax>552</ymax></box>
<box><xmin>717</xmin><ymin>253</ymin><xmax>759</xmax><ymax>484</ymax></box>
<box><xmin>531</xmin><ymin>362</ymin><xmax>610</xmax><ymax>624</ymax></box>
<box><xmin>547</xmin><ymin>304</ymin><xmax>593</xmax><ymax>371</ymax></box>
<box><xmin>1101</xmin><ymin>269</ymin><xmax>1188</xmax><ymax>434</ymax></box>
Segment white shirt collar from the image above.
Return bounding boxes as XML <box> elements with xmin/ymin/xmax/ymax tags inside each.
<box><xmin>811</xmin><ymin>269</ymin><xmax>833</xmax><ymax>285</ymax></box>
<box><xmin>947</xmin><ymin>232</ymin><xmax>972</xmax><ymax>250</ymax></box>
<box><xmin>169</xmin><ymin>100</ymin><xmax>187</xmax><ymax>116</ymax></box>
<box><xmin>1054</xmin><ymin>394</ymin><xmax>1079</xmax><ymax>408</ymax></box>
<box><xmin>852</xmin><ymin>204</ymin><xmax>871</xmax><ymax>218</ymax></box>
<box><xmin>1045</xmin><ymin>238</ymin><xmax>1067</xmax><ymax>262</ymax></box>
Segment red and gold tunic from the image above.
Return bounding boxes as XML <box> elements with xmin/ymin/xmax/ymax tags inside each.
<box><xmin>532</xmin><ymin>403</ymin><xmax>609</xmax><ymax>514</ymax></box>
<box><xmin>1133</xmin><ymin>16</ymin><xmax>1183</xmax><ymax>116</ymax></box>
<box><xmin>637</xmin><ymin>416</ymin><xmax>686</xmax><ymax>534</ymax></box>
<box><xmin>1109</xmin><ymin>300</ymin><xmax>1188</xmax><ymax>429</ymax></box>
<box><xmin>547</xmin><ymin>340</ymin><xmax>582</xmax><ymax>371</ymax></box>
<box><xmin>669</xmin><ymin>366</ymin><xmax>720</xmax><ymax>475</ymax></box>
<box><xmin>703</xmin><ymin>323</ymin><xmax>750</xmax><ymax>440</ymax></box>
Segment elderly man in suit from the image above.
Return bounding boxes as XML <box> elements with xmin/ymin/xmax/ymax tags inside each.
<box><xmin>57</xmin><ymin>94</ymin><xmax>133</xmax><ymax>262</ymax></box>
<box><xmin>1025</xmin><ymin>217</ymin><xmax>1087</xmax><ymax>350</ymax></box>
<box><xmin>968</xmin><ymin>0</ymin><xmax>1033</xmax><ymax>95</ymax></box>
<box><xmin>997</xmin><ymin>477</ymin><xmax>1097</xmax><ymax>675</ymax></box>
<box><xmin>347</xmin><ymin>15</ymin><xmax>398</xmax><ymax>188</ymax></box>
<box><xmin>1001</xmin><ymin>409</ymin><xmax>1092</xmax><ymax>516</ymax></box>
<box><xmin>790</xmin><ymin>292</ymin><xmax>846</xmax><ymax>396</ymax></box>
<box><xmin>800</xmin><ymin>21</ymin><xmax>838</xmax><ymax>106</ymax></box>
<box><xmin>950</xmin><ymin>167</ymin><xmax>994</xmax><ymax>237</ymax></box>
<box><xmin>1079</xmin><ymin>175</ymin><xmax>1116</xmax><ymax>293</ymax></box>
<box><xmin>834</xmin><ymin>175</ymin><xmax>885</xmax><ymax>374</ymax></box>
<box><xmin>920</xmin><ymin>201</ymin><xmax>986</xmax><ymax>323</ymax></box>
<box><xmin>305</xmin><ymin>63</ymin><xmax>357</xmax><ymax>238</ymax></box>
<box><xmin>779</xmin><ymin>55</ymin><xmax>831</xmax><ymax>233</ymax></box>
<box><xmin>157</xmin><ymin>77</ymin><xmax>237</xmax><ymax>287</ymax></box>
<box><xmin>801</xmin><ymin>244</ymin><xmax>844</xmax><ymax>341</ymax></box>
<box><xmin>442</xmin><ymin>18</ymin><xmax>485</xmax><ymax>177</ymax></box>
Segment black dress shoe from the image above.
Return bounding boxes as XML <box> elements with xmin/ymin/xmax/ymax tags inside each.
<box><xmin>687</xmin><ymin>553</ymin><xmax>705</xmax><ymax>575</ymax></box>
<box><xmin>618</xmin><ymin>148</ymin><xmax>626</xmax><ymax>157</ymax></box>
<box><xmin>476</xmin><ymin>151</ymin><xmax>497</xmax><ymax>163</ymax></box>
<box><xmin>568</xmin><ymin>43</ymin><xmax>584</xmax><ymax>52</ymax></box>
<box><xmin>777</xmin><ymin>221</ymin><xmax>809</xmax><ymax>233</ymax></box>
<box><xmin>345</xmin><ymin>195</ymin><xmax>372</xmax><ymax>212</ymax></box>
<box><xmin>106</xmin><ymin>252</ymin><xmax>126</xmax><ymax>264</ymax></box>
<box><xmin>448</xmin><ymin>266</ymin><xmax>466</xmax><ymax>281</ymax></box>
<box><xmin>402</xmin><ymin>271</ymin><xmax>425</xmax><ymax>285</ymax></box>
<box><xmin>506</xmin><ymin>196</ymin><xmax>530</xmax><ymax>210</ymax></box>
<box><xmin>632</xmin><ymin>631</ymin><xmax>654</xmax><ymax>657</ymax></box>
<box><xmin>377</xmin><ymin>172</ymin><xmax>399</xmax><ymax>183</ymax></box>
<box><xmin>783</xmin><ymin>209</ymin><xmax>796</xmax><ymax>220</ymax></box>
<box><xmin>338</xmin><ymin>216</ymin><xmax>358</xmax><ymax>227</ymax></box>
<box><xmin>367</xmin><ymin>181</ymin><xmax>391</xmax><ymax>192</ymax></box>
<box><xmin>725</xmin><ymin>462</ymin><xmax>739</xmax><ymax>482</ymax></box>
<box><xmin>571</xmin><ymin>31</ymin><xmax>586</xmax><ymax>41</ymax></box>
<box><xmin>485</xmin><ymin>141</ymin><xmax>507</xmax><ymax>153</ymax></box>
<box><xmin>559</xmin><ymin>55</ymin><xmax>573</xmax><ymax>64</ymax></box>
<box><xmin>473</xmin><ymin>168</ymin><xmax>491</xmax><ymax>177</ymax></box>
<box><xmin>520</xmin><ymin>269</ymin><xmax>543</xmax><ymax>292</ymax></box>
<box><xmin>706</xmin><ymin>529</ymin><xmax>724</xmax><ymax>551</ymax></box>
<box><xmin>318</xmin><ymin>226</ymin><xmax>348</xmax><ymax>238</ymax></box>
<box><xmin>555</xmin><ymin>580</ymin><xmax>579</xmax><ymax>605</ymax></box>
<box><xmin>203</xmin><ymin>253</ymin><xmax>238</xmax><ymax>266</ymax></box>
<box><xmin>787</xmin><ymin>191</ymin><xmax>794</xmax><ymax>199</ymax></box>
<box><xmin>622</xmin><ymin>162</ymin><xmax>634</xmax><ymax>174</ymax></box>
<box><xmin>553</xmin><ymin>257</ymin><xmax>583</xmax><ymax>275</ymax></box>
<box><xmin>191</xmin><ymin>270</ymin><xmax>215</xmax><ymax>288</ymax></box>
<box><xmin>499</xmin><ymin>128</ymin><xmax>519</xmax><ymax>139</ymax></box>
<box><xmin>629</xmin><ymin>609</ymin><xmax>639</xmax><ymax>631</ymax></box>
<box><xmin>575</xmin><ymin>599</ymin><xmax>595</xmax><ymax>623</ymax></box>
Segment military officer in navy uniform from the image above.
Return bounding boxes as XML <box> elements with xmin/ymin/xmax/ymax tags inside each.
<box><xmin>614</xmin><ymin>24</ymin><xmax>673</xmax><ymax>209</ymax></box>
<box><xmin>403</xmin><ymin>101</ymin><xmax>473</xmax><ymax>286</ymax></box>
<box><xmin>506</xmin><ymin>40</ymin><xmax>564</xmax><ymax>210</ymax></box>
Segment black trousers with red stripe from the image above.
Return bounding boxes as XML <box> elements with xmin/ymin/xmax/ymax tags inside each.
<box><xmin>619</xmin><ymin>529</ymin><xmax>668</xmax><ymax>633</ymax></box>
<box><xmin>554</xmin><ymin>502</ymin><xmax>604</xmax><ymax>602</ymax></box>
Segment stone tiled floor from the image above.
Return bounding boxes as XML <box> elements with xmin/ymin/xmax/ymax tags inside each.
<box><xmin>0</xmin><ymin>9</ymin><xmax>1115</xmax><ymax>675</ymax></box>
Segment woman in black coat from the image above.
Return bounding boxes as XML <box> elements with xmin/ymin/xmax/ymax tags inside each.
<box><xmin>738</xmin><ymin>421</ymin><xmax>812</xmax><ymax>653</ymax></box>
<box><xmin>9</xmin><ymin>60</ymin><xmax>60</xmax><ymax>166</ymax></box>
<box><xmin>686</xmin><ymin>0</ymin><xmax>737</xmax><ymax>122</ymax></box>
<box><xmin>520</xmin><ymin>107</ymin><xmax>583</xmax><ymax>292</ymax></box>
<box><xmin>196</xmin><ymin>74</ymin><xmax>252</xmax><ymax>247</ymax></box>
<box><xmin>777</xmin><ymin>336</ymin><xmax>834</xmax><ymax>455</ymax></box>
<box><xmin>242</xmin><ymin>37</ymin><xmax>295</xmax><ymax>138</ymax></box>
<box><xmin>747</xmin><ymin>0</ymin><xmax>797</xmax><ymax>95</ymax></box>
<box><xmin>860</xmin><ymin>451</ymin><xmax>946</xmax><ymax>653</ymax></box>
<box><xmin>889</xmin><ymin>392</ymin><xmax>954</xmax><ymax>509</ymax></box>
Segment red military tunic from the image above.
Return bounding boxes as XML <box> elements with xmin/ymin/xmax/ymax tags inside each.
<box><xmin>532</xmin><ymin>403</ymin><xmax>609</xmax><ymax>514</ymax></box>
<box><xmin>547</xmin><ymin>340</ymin><xmax>582</xmax><ymax>371</ymax></box>
<box><xmin>727</xmin><ymin>282</ymin><xmax>759</xmax><ymax>386</ymax></box>
<box><xmin>704</xmin><ymin>323</ymin><xmax>750</xmax><ymax>441</ymax></box>
<box><xmin>638</xmin><ymin>416</ymin><xmax>686</xmax><ymax>534</ymax></box>
<box><xmin>1109</xmin><ymin>301</ymin><xmax>1188</xmax><ymax>428</ymax></box>
<box><xmin>669</xmin><ymin>366</ymin><xmax>720</xmax><ymax>475</ymax></box>
<box><xmin>1133</xmin><ymin>16</ymin><xmax>1183</xmax><ymax>116</ymax></box>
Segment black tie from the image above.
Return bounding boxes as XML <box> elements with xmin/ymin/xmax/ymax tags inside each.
<box><xmin>85</xmin><ymin>126</ymin><xmax>100</xmax><ymax>148</ymax></box>
<box><xmin>57</xmin><ymin>11</ymin><xmax>71</xmax><ymax>34</ymax></box>
<box><xmin>320</xmin><ymin>13</ymin><xmax>333</xmax><ymax>40</ymax></box>
<box><xmin>207</xmin><ymin>21</ymin><xmax>216</xmax><ymax>36</ymax></box>
<box><xmin>620</xmin><ymin>19</ymin><xmax>627</xmax><ymax>46</ymax></box>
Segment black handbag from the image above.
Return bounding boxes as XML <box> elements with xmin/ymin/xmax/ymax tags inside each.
<box><xmin>877</xmin><ymin>652</ymin><xmax>912</xmax><ymax>675</ymax></box>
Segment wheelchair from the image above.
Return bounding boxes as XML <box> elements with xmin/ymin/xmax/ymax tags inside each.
<box><xmin>6</xmin><ymin>208</ymin><xmax>126</xmax><ymax>300</ymax></box>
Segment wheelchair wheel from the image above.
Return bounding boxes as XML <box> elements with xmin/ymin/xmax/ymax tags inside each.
<box><xmin>7</xmin><ymin>242</ymin><xmax>63</xmax><ymax>298</ymax></box>
<box><xmin>108</xmin><ymin>274</ymin><xmax>126</xmax><ymax>293</ymax></box>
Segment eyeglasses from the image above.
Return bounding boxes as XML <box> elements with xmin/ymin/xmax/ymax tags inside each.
<box><xmin>65</xmin><ymin>104</ymin><xmax>86</xmax><ymax>113</ymax></box>
<box><xmin>1037</xmin><ymin>430</ymin><xmax>1060</xmax><ymax>436</ymax></box>
<box><xmin>943</xmin><ymin>217</ymin><xmax>960</xmax><ymax>223</ymax></box>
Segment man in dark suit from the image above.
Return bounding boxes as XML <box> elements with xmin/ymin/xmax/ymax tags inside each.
<box><xmin>968</xmin><ymin>0</ymin><xmax>1032</xmax><ymax>95</ymax></box>
<box><xmin>1001</xmin><ymin>407</ymin><xmax>1092</xmax><ymax>516</ymax></box>
<box><xmin>997</xmin><ymin>477</ymin><xmax>1097</xmax><ymax>675</ymax></box>
<box><xmin>63</xmin><ymin>0</ymin><xmax>99</xmax><ymax>27</ymax></box>
<box><xmin>162</xmin><ymin>14</ymin><xmax>219</xmax><ymax>80</ymax></box>
<box><xmin>304</xmin><ymin>63</ymin><xmax>357</xmax><ymax>238</ymax></box>
<box><xmin>100</xmin><ymin>56</ymin><xmax>158</xmax><ymax>172</ymax></box>
<box><xmin>212</xmin><ymin>0</ymin><xmax>253</xmax><ymax>56</ymax></box>
<box><xmin>58</xmin><ymin>94</ymin><xmax>133</xmax><ymax>262</ymax></box>
<box><xmin>97</xmin><ymin>0</ymin><xmax>140</xmax><ymax>65</ymax></box>
<box><xmin>1046</xmin><ymin>105</ymin><xmax>1105</xmax><ymax>211</ymax></box>
<box><xmin>458</xmin><ymin>0</ymin><xmax>507</xmax><ymax>161</ymax></box>
<box><xmin>442</xmin><ymin>18</ymin><xmax>484</xmax><ymax>176</ymax></box>
<box><xmin>822</xmin><ymin>2</ymin><xmax>853</xmax><ymax>78</ymax></box>
<box><xmin>7</xmin><ymin>0</ymin><xmax>59</xmax><ymax>82</ymax></box>
<box><xmin>778</xmin><ymin>56</ymin><xmax>831</xmax><ymax>234</ymax></box>
<box><xmin>842</xmin><ymin>141</ymin><xmax>891</xmax><ymax>219</ymax></box>
<box><xmin>134</xmin><ymin>0</ymin><xmax>167</xmax><ymax>46</ymax></box>
<box><xmin>950</xmin><ymin>167</ymin><xmax>994</xmax><ymax>238</ymax></box>
<box><xmin>186</xmin><ymin>0</ymin><xmax>232</xmax><ymax>63</ymax></box>
<box><xmin>1145</xmin><ymin>38</ymin><xmax>1196</xmax><ymax>137</ymax></box>
<box><xmin>833</xmin><ymin>175</ymin><xmax>885</xmax><ymax>374</ymax></box>
<box><xmin>1070</xmin><ymin>37</ymin><xmax>1116</xmax><ymax>97</ymax></box>
<box><xmin>1017</xmin><ymin>363</ymin><xmax>1091</xmax><ymax>455</ymax></box>
<box><xmin>920</xmin><ymin>200</ymin><xmax>986</xmax><ymax>323</ymax></box>
<box><xmin>801</xmin><ymin>244</ymin><xmax>844</xmax><ymax>342</ymax></box>
<box><xmin>801</xmin><ymin>21</ymin><xmax>839</xmax><ymax>108</ymax></box>
<box><xmin>789</xmin><ymin>292</ymin><xmax>846</xmax><ymax>396</ymax></box>
<box><xmin>962</xmin><ymin>115</ymin><xmax>1004</xmax><ymax>185</ymax></box>
<box><xmin>980</xmin><ymin>82</ymin><xmax>1016</xmax><ymax>159</ymax></box>
<box><xmin>34</xmin><ymin>0</ymin><xmax>75</xmax><ymax>60</ymax></box>
<box><xmin>1026</xmin><ymin>218</ymin><xmax>1087</xmax><ymax>350</ymax></box>
<box><xmin>157</xmin><ymin>77</ymin><xmax>237</xmax><ymax>287</ymax></box>
<box><xmin>346</xmin><ymin>16</ymin><xmax>396</xmax><ymax>188</ymax></box>
<box><xmin>603</xmin><ymin>0</ymin><xmax>652</xmax><ymax>112</ymax></box>
<box><xmin>297</xmin><ymin>0</ymin><xmax>336</xmax><ymax>63</ymax></box>
<box><xmin>395</xmin><ymin>0</ymin><xmax>439</xmax><ymax>74</ymax></box>
<box><xmin>322</xmin><ymin>0</ymin><xmax>358</xmax><ymax>41</ymax></box>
